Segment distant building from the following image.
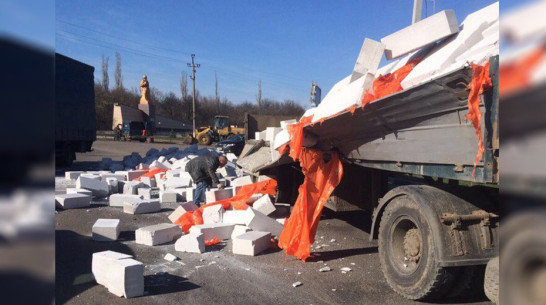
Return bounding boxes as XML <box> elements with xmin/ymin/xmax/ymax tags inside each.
<box><xmin>112</xmin><ymin>103</ymin><xmax>191</xmax><ymax>135</ymax></box>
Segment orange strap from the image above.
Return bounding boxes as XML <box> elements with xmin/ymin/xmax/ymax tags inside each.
<box><xmin>467</xmin><ymin>62</ymin><xmax>492</xmax><ymax>176</ymax></box>
<box><xmin>278</xmin><ymin>149</ymin><xmax>343</xmax><ymax>261</ymax></box>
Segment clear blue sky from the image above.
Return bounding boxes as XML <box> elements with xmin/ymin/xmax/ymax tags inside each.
<box><xmin>54</xmin><ymin>0</ymin><xmax>497</xmax><ymax>108</ymax></box>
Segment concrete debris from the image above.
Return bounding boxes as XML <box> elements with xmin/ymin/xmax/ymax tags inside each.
<box><xmin>175</xmin><ymin>232</ymin><xmax>205</xmax><ymax>253</ymax></box>
<box><xmin>123</xmin><ymin>199</ymin><xmax>161</xmax><ymax>214</ymax></box>
<box><xmin>92</xmin><ymin>250</ymin><xmax>144</xmax><ymax>298</ymax></box>
<box><xmin>163</xmin><ymin>253</ymin><xmax>178</xmax><ymax>262</ymax></box>
<box><xmin>330</xmin><ymin>239</ymin><xmax>336</xmax><ymax>243</ymax></box>
<box><xmin>55</xmin><ymin>193</ymin><xmax>91</xmax><ymax>209</ymax></box>
<box><xmin>92</xmin><ymin>219</ymin><xmax>120</xmax><ymax>241</ymax></box>
<box><xmin>135</xmin><ymin>223</ymin><xmax>182</xmax><ymax>246</ymax></box>
<box><xmin>292</xmin><ymin>281</ymin><xmax>302</xmax><ymax>288</ymax></box>
<box><xmin>319</xmin><ymin>267</ymin><xmax>331</xmax><ymax>272</ymax></box>
<box><xmin>232</xmin><ymin>231</ymin><xmax>271</xmax><ymax>256</ymax></box>
<box><xmin>340</xmin><ymin>267</ymin><xmax>352</xmax><ymax>272</ymax></box>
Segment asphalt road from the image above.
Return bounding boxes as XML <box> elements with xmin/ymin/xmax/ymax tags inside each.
<box><xmin>55</xmin><ymin>140</ymin><xmax>492</xmax><ymax>305</ymax></box>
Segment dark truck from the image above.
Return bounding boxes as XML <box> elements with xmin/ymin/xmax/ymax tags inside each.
<box><xmin>244</xmin><ymin>57</ymin><xmax>499</xmax><ymax>301</ymax></box>
<box><xmin>55</xmin><ymin>54</ymin><xmax>96</xmax><ymax>166</ymax></box>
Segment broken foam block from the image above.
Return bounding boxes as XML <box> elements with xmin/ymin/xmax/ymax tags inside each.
<box><xmin>123</xmin><ymin>181</ymin><xmax>147</xmax><ymax>195</ymax></box>
<box><xmin>135</xmin><ymin>223</ymin><xmax>182</xmax><ymax>246</ymax></box>
<box><xmin>222</xmin><ymin>209</ymin><xmax>249</xmax><ymax>225</ymax></box>
<box><xmin>92</xmin><ymin>219</ymin><xmax>120</xmax><ymax>241</ymax></box>
<box><xmin>205</xmin><ymin>187</ymin><xmax>233</xmax><ymax>203</ymax></box>
<box><xmin>233</xmin><ymin>231</ymin><xmax>271</xmax><ymax>256</ymax></box>
<box><xmin>123</xmin><ymin>199</ymin><xmax>161</xmax><ymax>214</ymax></box>
<box><xmin>231</xmin><ymin>225</ymin><xmax>252</xmax><ymax>239</ymax></box>
<box><xmin>92</xmin><ymin>251</ymin><xmax>132</xmax><ymax>286</ymax></box>
<box><xmin>66</xmin><ymin>188</ymin><xmax>92</xmax><ymax>196</ymax></box>
<box><xmin>174</xmin><ymin>232</ymin><xmax>205</xmax><ymax>253</ymax></box>
<box><xmin>350</xmin><ymin>38</ymin><xmax>385</xmax><ymax>82</ymax></box>
<box><xmin>108</xmin><ymin>258</ymin><xmax>144</xmax><ymax>298</ymax></box>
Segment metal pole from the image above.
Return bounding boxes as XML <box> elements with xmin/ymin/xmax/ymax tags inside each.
<box><xmin>412</xmin><ymin>0</ymin><xmax>423</xmax><ymax>24</ymax></box>
<box><xmin>187</xmin><ymin>54</ymin><xmax>200</xmax><ymax>137</ymax></box>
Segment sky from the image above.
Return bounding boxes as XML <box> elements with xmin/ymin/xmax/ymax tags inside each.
<box><xmin>53</xmin><ymin>0</ymin><xmax>498</xmax><ymax>108</ymax></box>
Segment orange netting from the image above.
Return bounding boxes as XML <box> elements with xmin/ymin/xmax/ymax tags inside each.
<box><xmin>499</xmin><ymin>45</ymin><xmax>546</xmax><ymax>97</ymax></box>
<box><xmin>286</xmin><ymin>115</ymin><xmax>314</xmax><ymax>161</ymax></box>
<box><xmin>467</xmin><ymin>62</ymin><xmax>492</xmax><ymax>176</ymax></box>
<box><xmin>361</xmin><ymin>58</ymin><xmax>421</xmax><ymax>108</ymax></box>
<box><xmin>278</xmin><ymin>149</ymin><xmax>344</xmax><ymax>261</ymax></box>
<box><xmin>173</xmin><ymin>179</ymin><xmax>278</xmax><ymax>233</ymax></box>
<box><xmin>205</xmin><ymin>236</ymin><xmax>220</xmax><ymax>246</ymax></box>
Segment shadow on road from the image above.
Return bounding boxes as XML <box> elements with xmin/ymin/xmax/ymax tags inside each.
<box><xmin>144</xmin><ymin>273</ymin><xmax>200</xmax><ymax>296</ymax></box>
<box><xmin>307</xmin><ymin>246</ymin><xmax>378</xmax><ymax>262</ymax></box>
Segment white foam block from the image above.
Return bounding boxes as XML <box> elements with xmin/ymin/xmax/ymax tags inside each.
<box><xmin>233</xmin><ymin>231</ymin><xmax>271</xmax><ymax>256</ymax></box>
<box><xmin>108</xmin><ymin>258</ymin><xmax>144</xmax><ymax>298</ymax></box>
<box><xmin>245</xmin><ymin>208</ymin><xmax>284</xmax><ymax>237</ymax></box>
<box><xmin>189</xmin><ymin>223</ymin><xmax>235</xmax><ymax>240</ymax></box>
<box><xmin>222</xmin><ymin>209</ymin><xmax>250</xmax><ymax>225</ymax></box>
<box><xmin>92</xmin><ymin>219</ymin><xmax>120</xmax><ymax>241</ymax></box>
<box><xmin>123</xmin><ymin>199</ymin><xmax>161</xmax><ymax>214</ymax></box>
<box><xmin>382</xmin><ymin>10</ymin><xmax>459</xmax><ymax>60</ymax></box>
<box><xmin>168</xmin><ymin>201</ymin><xmax>199</xmax><ymax>223</ymax></box>
<box><xmin>65</xmin><ymin>171</ymin><xmax>84</xmax><ymax>181</ymax></box>
<box><xmin>165</xmin><ymin>177</ymin><xmax>192</xmax><ymax>189</ymax></box>
<box><xmin>76</xmin><ymin>176</ymin><xmax>109</xmax><ymax>198</ymax></box>
<box><xmin>231</xmin><ymin>225</ymin><xmax>252</xmax><ymax>239</ymax></box>
<box><xmin>92</xmin><ymin>250</ymin><xmax>132</xmax><ymax>286</ymax></box>
<box><xmin>66</xmin><ymin>188</ymin><xmax>92</xmax><ymax>196</ymax></box>
<box><xmin>126</xmin><ymin>170</ymin><xmax>146</xmax><ymax>181</ymax></box>
<box><xmin>265</xmin><ymin>127</ymin><xmax>282</xmax><ymax>143</ymax></box>
<box><xmin>351</xmin><ymin>38</ymin><xmax>385</xmax><ymax>82</ymax></box>
<box><xmin>205</xmin><ymin>188</ymin><xmax>233</xmax><ymax>203</ymax></box>
<box><xmin>55</xmin><ymin>193</ymin><xmax>91</xmax><ymax>209</ymax></box>
<box><xmin>137</xmin><ymin>187</ymin><xmax>152</xmax><ymax>199</ymax></box>
<box><xmin>123</xmin><ymin>181</ymin><xmax>147</xmax><ymax>195</ymax></box>
<box><xmin>109</xmin><ymin>194</ymin><xmax>143</xmax><ymax>207</ymax></box>
<box><xmin>202</xmin><ymin>204</ymin><xmax>224</xmax><ymax>224</ymax></box>
<box><xmin>252</xmin><ymin>195</ymin><xmax>276</xmax><ymax>216</ymax></box>
<box><xmin>280</xmin><ymin>119</ymin><xmax>297</xmax><ymax>129</ymax></box>
<box><xmin>160</xmin><ymin>190</ymin><xmax>178</xmax><ymax>203</ymax></box>
<box><xmin>135</xmin><ymin>223</ymin><xmax>182</xmax><ymax>246</ymax></box>
<box><xmin>175</xmin><ymin>232</ymin><xmax>205</xmax><ymax>253</ymax></box>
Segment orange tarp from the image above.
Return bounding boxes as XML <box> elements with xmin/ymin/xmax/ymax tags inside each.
<box><xmin>467</xmin><ymin>62</ymin><xmax>492</xmax><ymax>175</ymax></box>
<box><xmin>174</xmin><ymin>179</ymin><xmax>278</xmax><ymax>233</ymax></box>
<box><xmin>286</xmin><ymin>115</ymin><xmax>314</xmax><ymax>161</ymax></box>
<box><xmin>499</xmin><ymin>45</ymin><xmax>545</xmax><ymax>97</ymax></box>
<box><xmin>361</xmin><ymin>58</ymin><xmax>421</xmax><ymax>108</ymax></box>
<box><xmin>278</xmin><ymin>148</ymin><xmax>343</xmax><ymax>261</ymax></box>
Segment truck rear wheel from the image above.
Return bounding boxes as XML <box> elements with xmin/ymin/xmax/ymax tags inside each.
<box><xmin>484</xmin><ymin>257</ymin><xmax>499</xmax><ymax>304</ymax></box>
<box><xmin>198</xmin><ymin>133</ymin><xmax>212</xmax><ymax>145</ymax></box>
<box><xmin>378</xmin><ymin>195</ymin><xmax>458</xmax><ymax>300</ymax></box>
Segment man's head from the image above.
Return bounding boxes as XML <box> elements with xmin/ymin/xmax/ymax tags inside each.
<box><xmin>142</xmin><ymin>75</ymin><xmax>147</xmax><ymax>79</ymax></box>
<box><xmin>218</xmin><ymin>156</ymin><xmax>228</xmax><ymax>167</ymax></box>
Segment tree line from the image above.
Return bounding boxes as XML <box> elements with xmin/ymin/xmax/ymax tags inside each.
<box><xmin>95</xmin><ymin>53</ymin><xmax>305</xmax><ymax>131</ymax></box>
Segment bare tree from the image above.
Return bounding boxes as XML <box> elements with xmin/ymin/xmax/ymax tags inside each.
<box><xmin>180</xmin><ymin>72</ymin><xmax>188</xmax><ymax>100</ymax></box>
<box><xmin>115</xmin><ymin>52</ymin><xmax>122</xmax><ymax>90</ymax></box>
<box><xmin>215</xmin><ymin>71</ymin><xmax>219</xmax><ymax>112</ymax></box>
<box><xmin>257</xmin><ymin>79</ymin><xmax>262</xmax><ymax>108</ymax></box>
<box><xmin>101</xmin><ymin>54</ymin><xmax>109</xmax><ymax>91</ymax></box>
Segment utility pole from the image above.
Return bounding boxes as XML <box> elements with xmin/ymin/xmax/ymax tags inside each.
<box><xmin>257</xmin><ymin>80</ymin><xmax>262</xmax><ymax>108</ymax></box>
<box><xmin>412</xmin><ymin>0</ymin><xmax>423</xmax><ymax>24</ymax></box>
<box><xmin>187</xmin><ymin>54</ymin><xmax>200</xmax><ymax>137</ymax></box>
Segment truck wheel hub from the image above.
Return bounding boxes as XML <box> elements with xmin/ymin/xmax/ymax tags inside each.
<box><xmin>403</xmin><ymin>228</ymin><xmax>422</xmax><ymax>262</ymax></box>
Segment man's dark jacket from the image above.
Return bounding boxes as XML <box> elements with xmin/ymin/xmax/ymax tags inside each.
<box><xmin>185</xmin><ymin>155</ymin><xmax>220</xmax><ymax>185</ymax></box>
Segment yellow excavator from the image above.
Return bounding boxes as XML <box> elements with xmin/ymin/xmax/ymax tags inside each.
<box><xmin>194</xmin><ymin>115</ymin><xmax>245</xmax><ymax>145</ymax></box>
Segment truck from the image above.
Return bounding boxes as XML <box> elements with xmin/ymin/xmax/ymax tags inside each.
<box><xmin>55</xmin><ymin>54</ymin><xmax>96</xmax><ymax>166</ymax></box>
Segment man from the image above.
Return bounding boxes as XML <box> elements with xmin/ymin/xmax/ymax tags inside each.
<box><xmin>185</xmin><ymin>155</ymin><xmax>228</xmax><ymax>206</ymax></box>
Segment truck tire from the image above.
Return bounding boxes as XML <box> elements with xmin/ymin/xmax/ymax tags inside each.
<box><xmin>484</xmin><ymin>257</ymin><xmax>499</xmax><ymax>304</ymax></box>
<box><xmin>378</xmin><ymin>195</ymin><xmax>458</xmax><ymax>300</ymax></box>
<box><xmin>198</xmin><ymin>133</ymin><xmax>212</xmax><ymax>145</ymax></box>
<box><xmin>447</xmin><ymin>265</ymin><xmax>485</xmax><ymax>298</ymax></box>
